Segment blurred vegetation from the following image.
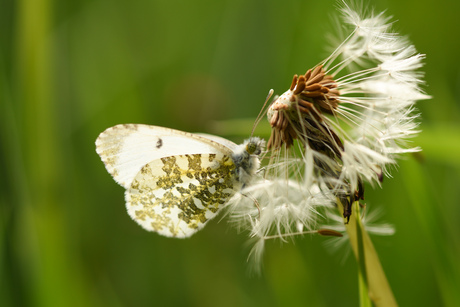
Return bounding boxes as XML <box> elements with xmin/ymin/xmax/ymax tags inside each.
<box><xmin>2</xmin><ymin>0</ymin><xmax>460</xmax><ymax>306</ymax></box>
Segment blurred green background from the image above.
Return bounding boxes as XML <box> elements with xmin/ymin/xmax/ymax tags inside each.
<box><xmin>2</xmin><ymin>0</ymin><xmax>460</xmax><ymax>306</ymax></box>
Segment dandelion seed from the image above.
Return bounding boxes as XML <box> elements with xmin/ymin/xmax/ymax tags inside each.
<box><xmin>227</xmin><ymin>178</ymin><xmax>335</xmax><ymax>266</ymax></box>
<box><xmin>322</xmin><ymin>204</ymin><xmax>395</xmax><ymax>256</ymax></box>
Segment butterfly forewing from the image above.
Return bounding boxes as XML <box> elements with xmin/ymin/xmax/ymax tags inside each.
<box><xmin>125</xmin><ymin>153</ymin><xmax>238</xmax><ymax>237</ymax></box>
<box><xmin>96</xmin><ymin>124</ymin><xmax>234</xmax><ymax>188</ymax></box>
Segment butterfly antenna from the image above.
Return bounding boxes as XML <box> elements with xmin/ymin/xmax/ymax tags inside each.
<box><xmin>251</xmin><ymin>89</ymin><xmax>274</xmax><ymax>137</ymax></box>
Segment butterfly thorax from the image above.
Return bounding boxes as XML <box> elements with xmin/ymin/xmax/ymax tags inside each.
<box><xmin>231</xmin><ymin>137</ymin><xmax>265</xmax><ymax>187</ymax></box>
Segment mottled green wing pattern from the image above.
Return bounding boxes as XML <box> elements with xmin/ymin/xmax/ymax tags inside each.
<box><xmin>125</xmin><ymin>153</ymin><xmax>238</xmax><ymax>238</ymax></box>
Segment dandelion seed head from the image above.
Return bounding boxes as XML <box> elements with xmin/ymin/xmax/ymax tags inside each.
<box><xmin>264</xmin><ymin>1</ymin><xmax>428</xmax><ymax>194</ymax></box>
<box><xmin>231</xmin><ymin>1</ymin><xmax>428</xmax><ymax>267</ymax></box>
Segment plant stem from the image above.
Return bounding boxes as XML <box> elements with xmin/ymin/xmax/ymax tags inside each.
<box><xmin>339</xmin><ymin>201</ymin><xmax>398</xmax><ymax>307</ymax></box>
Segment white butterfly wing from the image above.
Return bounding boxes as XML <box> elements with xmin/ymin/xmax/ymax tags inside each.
<box><xmin>125</xmin><ymin>152</ymin><xmax>237</xmax><ymax>238</ymax></box>
<box><xmin>96</xmin><ymin>124</ymin><xmax>233</xmax><ymax>189</ymax></box>
<box><xmin>194</xmin><ymin>133</ymin><xmax>238</xmax><ymax>152</ymax></box>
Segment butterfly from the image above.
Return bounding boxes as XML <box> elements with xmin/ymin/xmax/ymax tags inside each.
<box><xmin>96</xmin><ymin>124</ymin><xmax>265</xmax><ymax>238</ymax></box>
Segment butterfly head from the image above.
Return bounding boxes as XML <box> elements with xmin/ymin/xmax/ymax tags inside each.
<box><xmin>245</xmin><ymin>137</ymin><xmax>265</xmax><ymax>156</ymax></box>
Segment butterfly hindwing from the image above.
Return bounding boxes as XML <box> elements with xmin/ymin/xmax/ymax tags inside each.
<box><xmin>125</xmin><ymin>153</ymin><xmax>237</xmax><ymax>237</ymax></box>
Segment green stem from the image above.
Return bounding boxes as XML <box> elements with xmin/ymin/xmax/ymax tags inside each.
<box><xmin>339</xmin><ymin>201</ymin><xmax>398</xmax><ymax>307</ymax></box>
<box><xmin>359</xmin><ymin>269</ymin><xmax>372</xmax><ymax>307</ymax></box>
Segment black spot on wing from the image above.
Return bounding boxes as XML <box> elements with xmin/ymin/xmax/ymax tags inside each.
<box><xmin>156</xmin><ymin>138</ymin><xmax>163</xmax><ymax>149</ymax></box>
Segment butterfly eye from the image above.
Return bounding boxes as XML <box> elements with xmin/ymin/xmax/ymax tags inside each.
<box><xmin>247</xmin><ymin>141</ymin><xmax>262</xmax><ymax>155</ymax></box>
<box><xmin>245</xmin><ymin>142</ymin><xmax>256</xmax><ymax>155</ymax></box>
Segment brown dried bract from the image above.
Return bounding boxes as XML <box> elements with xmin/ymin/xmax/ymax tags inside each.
<box><xmin>340</xmin><ymin>179</ymin><xmax>365</xmax><ymax>223</ymax></box>
<box><xmin>294</xmin><ymin>65</ymin><xmax>340</xmax><ymax>114</ymax></box>
<box><xmin>267</xmin><ymin>65</ymin><xmax>341</xmax><ymax>152</ymax></box>
<box><xmin>317</xmin><ymin>228</ymin><xmax>343</xmax><ymax>237</ymax></box>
